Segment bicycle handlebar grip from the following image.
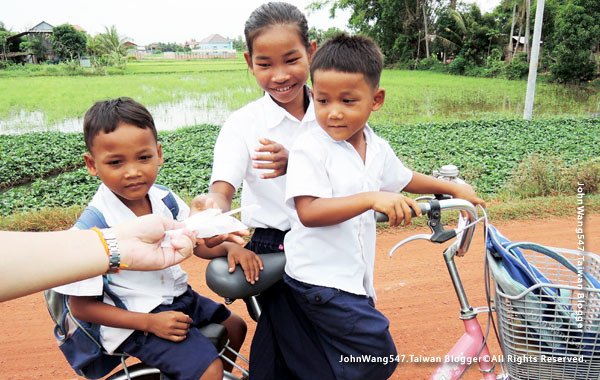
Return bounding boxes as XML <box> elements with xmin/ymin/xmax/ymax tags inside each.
<box><xmin>375</xmin><ymin>203</ymin><xmax>429</xmax><ymax>223</ymax></box>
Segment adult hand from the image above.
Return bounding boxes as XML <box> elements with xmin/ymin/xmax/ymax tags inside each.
<box><xmin>113</xmin><ymin>215</ymin><xmax>196</xmax><ymax>271</ymax></box>
<box><xmin>252</xmin><ymin>138</ymin><xmax>289</xmax><ymax>179</ymax></box>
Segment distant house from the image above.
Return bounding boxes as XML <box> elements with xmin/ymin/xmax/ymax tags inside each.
<box><xmin>510</xmin><ymin>36</ymin><xmax>543</xmax><ymax>56</ymax></box>
<box><xmin>123</xmin><ymin>40</ymin><xmax>137</xmax><ymax>49</ymax></box>
<box><xmin>183</xmin><ymin>39</ymin><xmax>199</xmax><ymax>50</ymax></box>
<box><xmin>6</xmin><ymin>21</ymin><xmax>55</xmax><ymax>63</ymax></box>
<box><xmin>146</xmin><ymin>42</ymin><xmax>160</xmax><ymax>54</ymax></box>
<box><xmin>196</xmin><ymin>34</ymin><xmax>234</xmax><ymax>54</ymax></box>
<box><xmin>123</xmin><ymin>39</ymin><xmax>138</xmax><ymax>54</ymax></box>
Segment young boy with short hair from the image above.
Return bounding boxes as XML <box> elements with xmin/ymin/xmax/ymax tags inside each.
<box><xmin>53</xmin><ymin>97</ymin><xmax>258</xmax><ymax>380</ymax></box>
<box><xmin>283</xmin><ymin>34</ymin><xmax>486</xmax><ymax>379</ymax></box>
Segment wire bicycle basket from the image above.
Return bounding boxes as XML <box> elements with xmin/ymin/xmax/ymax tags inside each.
<box><xmin>488</xmin><ymin>225</ymin><xmax>600</xmax><ymax>380</ymax></box>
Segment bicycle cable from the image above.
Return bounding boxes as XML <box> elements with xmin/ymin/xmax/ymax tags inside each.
<box><xmin>481</xmin><ymin>206</ymin><xmax>508</xmax><ymax>376</ymax></box>
<box><xmin>456</xmin><ymin>205</ymin><xmax>507</xmax><ymax>378</ymax></box>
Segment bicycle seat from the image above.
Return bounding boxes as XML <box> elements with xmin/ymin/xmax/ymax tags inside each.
<box><xmin>206</xmin><ymin>253</ymin><xmax>286</xmax><ymax>299</ymax></box>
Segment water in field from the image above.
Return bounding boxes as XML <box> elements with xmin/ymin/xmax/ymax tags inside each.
<box><xmin>0</xmin><ymin>96</ymin><xmax>231</xmax><ymax>135</ymax></box>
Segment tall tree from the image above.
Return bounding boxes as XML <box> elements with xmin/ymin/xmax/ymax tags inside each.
<box><xmin>549</xmin><ymin>0</ymin><xmax>600</xmax><ymax>82</ymax></box>
<box><xmin>513</xmin><ymin>2</ymin><xmax>525</xmax><ymax>59</ymax></box>
<box><xmin>52</xmin><ymin>24</ymin><xmax>87</xmax><ymax>61</ymax></box>
<box><xmin>311</xmin><ymin>0</ymin><xmax>426</xmax><ymax>63</ymax></box>
<box><xmin>423</xmin><ymin>1</ymin><xmax>430</xmax><ymax>57</ymax></box>
<box><xmin>232</xmin><ymin>36</ymin><xmax>246</xmax><ymax>51</ymax></box>
<box><xmin>524</xmin><ymin>0</ymin><xmax>531</xmax><ymax>61</ymax></box>
<box><xmin>88</xmin><ymin>26</ymin><xmax>128</xmax><ymax>67</ymax></box>
<box><xmin>92</xmin><ymin>25</ymin><xmax>127</xmax><ymax>56</ymax></box>
<box><xmin>507</xmin><ymin>2</ymin><xmax>517</xmax><ymax>60</ymax></box>
<box><xmin>0</xmin><ymin>22</ymin><xmax>12</xmax><ymax>60</ymax></box>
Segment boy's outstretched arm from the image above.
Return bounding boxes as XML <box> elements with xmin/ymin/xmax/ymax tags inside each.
<box><xmin>403</xmin><ymin>172</ymin><xmax>486</xmax><ymax>208</ymax></box>
<box><xmin>295</xmin><ymin>192</ymin><xmax>421</xmax><ymax>228</ymax></box>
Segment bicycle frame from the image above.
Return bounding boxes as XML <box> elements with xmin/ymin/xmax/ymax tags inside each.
<box><xmin>206</xmin><ymin>198</ymin><xmax>502</xmax><ymax>380</ymax></box>
<box><xmin>389</xmin><ymin>198</ymin><xmax>499</xmax><ymax>380</ymax></box>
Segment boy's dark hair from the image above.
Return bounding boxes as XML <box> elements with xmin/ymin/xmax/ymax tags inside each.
<box><xmin>244</xmin><ymin>2</ymin><xmax>310</xmax><ymax>58</ymax></box>
<box><xmin>83</xmin><ymin>97</ymin><xmax>157</xmax><ymax>151</ymax></box>
<box><xmin>310</xmin><ymin>33</ymin><xmax>383</xmax><ymax>88</ymax></box>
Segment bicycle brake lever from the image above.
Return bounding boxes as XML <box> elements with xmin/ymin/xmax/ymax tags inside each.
<box><xmin>388</xmin><ymin>234</ymin><xmax>433</xmax><ymax>257</ymax></box>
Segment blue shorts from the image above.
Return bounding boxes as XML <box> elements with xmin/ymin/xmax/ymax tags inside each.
<box><xmin>249</xmin><ymin>280</ymin><xmax>336</xmax><ymax>380</ymax></box>
<box><xmin>284</xmin><ymin>274</ymin><xmax>398</xmax><ymax>380</ymax></box>
<box><xmin>119</xmin><ymin>286</ymin><xmax>231</xmax><ymax>380</ymax></box>
<box><xmin>247</xmin><ymin>229</ymin><xmax>337</xmax><ymax>380</ymax></box>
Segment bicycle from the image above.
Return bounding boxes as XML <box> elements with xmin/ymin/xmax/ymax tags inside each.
<box><xmin>204</xmin><ymin>195</ymin><xmax>493</xmax><ymax>379</ymax></box>
<box><xmin>205</xmin><ymin>172</ymin><xmax>600</xmax><ymax>379</ymax></box>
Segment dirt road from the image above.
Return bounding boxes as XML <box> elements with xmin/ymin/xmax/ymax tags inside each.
<box><xmin>1</xmin><ymin>215</ymin><xmax>597</xmax><ymax>379</ymax></box>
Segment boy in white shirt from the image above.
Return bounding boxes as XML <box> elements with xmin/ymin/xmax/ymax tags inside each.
<box><xmin>54</xmin><ymin>98</ymin><xmax>259</xmax><ymax>380</ymax></box>
<box><xmin>283</xmin><ymin>34</ymin><xmax>486</xmax><ymax>379</ymax></box>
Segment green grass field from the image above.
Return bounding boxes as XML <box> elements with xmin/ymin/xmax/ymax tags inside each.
<box><xmin>1</xmin><ymin>58</ymin><xmax>598</xmax><ymax>129</ymax></box>
<box><xmin>124</xmin><ymin>58</ymin><xmax>248</xmax><ymax>74</ymax></box>
<box><xmin>1</xmin><ymin>58</ymin><xmax>599</xmax><ymax>228</ymax></box>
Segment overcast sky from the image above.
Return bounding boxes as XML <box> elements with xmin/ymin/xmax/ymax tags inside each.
<box><xmin>2</xmin><ymin>0</ymin><xmax>502</xmax><ymax>46</ymax></box>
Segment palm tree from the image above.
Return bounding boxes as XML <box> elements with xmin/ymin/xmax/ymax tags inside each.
<box><xmin>507</xmin><ymin>1</ymin><xmax>518</xmax><ymax>60</ymax></box>
<box><xmin>97</xmin><ymin>26</ymin><xmax>127</xmax><ymax>55</ymax></box>
<box><xmin>89</xmin><ymin>25</ymin><xmax>127</xmax><ymax>67</ymax></box>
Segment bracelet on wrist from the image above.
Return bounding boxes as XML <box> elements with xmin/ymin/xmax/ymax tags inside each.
<box><xmin>91</xmin><ymin>227</ymin><xmax>127</xmax><ymax>273</ymax></box>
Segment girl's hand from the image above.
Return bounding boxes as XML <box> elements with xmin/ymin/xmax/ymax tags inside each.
<box><xmin>147</xmin><ymin>311</ymin><xmax>193</xmax><ymax>342</ymax></box>
<box><xmin>189</xmin><ymin>194</ymin><xmax>249</xmax><ymax>247</ymax></box>
<box><xmin>370</xmin><ymin>192</ymin><xmax>422</xmax><ymax>227</ymax></box>
<box><xmin>190</xmin><ymin>194</ymin><xmax>220</xmax><ymax>215</ymax></box>
<box><xmin>252</xmin><ymin>138</ymin><xmax>289</xmax><ymax>179</ymax></box>
<box><xmin>227</xmin><ymin>245</ymin><xmax>264</xmax><ymax>284</ymax></box>
<box><xmin>198</xmin><ymin>231</ymin><xmax>249</xmax><ymax>248</ymax></box>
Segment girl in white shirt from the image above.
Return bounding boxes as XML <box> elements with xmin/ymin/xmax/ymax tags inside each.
<box><xmin>192</xmin><ymin>2</ymin><xmax>336</xmax><ymax>379</ymax></box>
<box><xmin>198</xmin><ymin>2</ymin><xmax>317</xmax><ymax>238</ymax></box>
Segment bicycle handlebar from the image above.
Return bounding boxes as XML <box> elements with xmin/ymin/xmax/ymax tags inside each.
<box><xmin>374</xmin><ymin>202</ymin><xmax>429</xmax><ymax>222</ymax></box>
<box><xmin>378</xmin><ymin>198</ymin><xmax>478</xmax><ymax>256</ymax></box>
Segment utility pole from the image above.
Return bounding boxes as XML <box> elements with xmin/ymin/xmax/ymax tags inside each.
<box><xmin>523</xmin><ymin>0</ymin><xmax>545</xmax><ymax>120</ymax></box>
<box><xmin>423</xmin><ymin>1</ymin><xmax>430</xmax><ymax>58</ymax></box>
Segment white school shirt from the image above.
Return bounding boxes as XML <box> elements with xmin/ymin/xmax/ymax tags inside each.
<box><xmin>210</xmin><ymin>89</ymin><xmax>317</xmax><ymax>230</ymax></box>
<box><xmin>53</xmin><ymin>184</ymin><xmax>190</xmax><ymax>354</ymax></box>
<box><xmin>284</xmin><ymin>126</ymin><xmax>413</xmax><ymax>299</ymax></box>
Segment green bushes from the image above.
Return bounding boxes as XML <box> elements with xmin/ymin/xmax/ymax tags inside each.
<box><xmin>429</xmin><ymin>52</ymin><xmax>530</xmax><ymax>80</ymax></box>
<box><xmin>504</xmin><ymin>53</ymin><xmax>530</xmax><ymax>80</ymax></box>
<box><xmin>0</xmin><ymin>62</ymin><xmax>108</xmax><ymax>77</ymax></box>
<box><xmin>448</xmin><ymin>56</ymin><xmax>468</xmax><ymax>75</ymax></box>
<box><xmin>374</xmin><ymin>118</ymin><xmax>599</xmax><ymax>195</ymax></box>
<box><xmin>500</xmin><ymin>155</ymin><xmax>599</xmax><ymax>199</ymax></box>
<box><xmin>0</xmin><ymin>119</ymin><xmax>598</xmax><ymax>216</ymax></box>
<box><xmin>0</xmin><ymin>132</ymin><xmax>85</xmax><ymax>189</ymax></box>
<box><xmin>0</xmin><ymin>125</ymin><xmax>220</xmax><ymax>216</ymax></box>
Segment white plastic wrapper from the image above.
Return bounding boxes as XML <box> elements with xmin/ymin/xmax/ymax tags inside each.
<box><xmin>161</xmin><ymin>206</ymin><xmax>257</xmax><ymax>247</ymax></box>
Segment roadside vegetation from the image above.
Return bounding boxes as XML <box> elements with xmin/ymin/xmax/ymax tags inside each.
<box><xmin>1</xmin><ymin>0</ymin><xmax>598</xmax><ymax>231</ymax></box>
<box><xmin>1</xmin><ymin>118</ymin><xmax>598</xmax><ymax>230</ymax></box>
